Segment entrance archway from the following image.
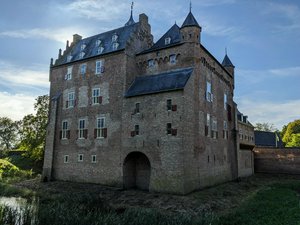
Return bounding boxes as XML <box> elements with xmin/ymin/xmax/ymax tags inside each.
<box><xmin>123</xmin><ymin>152</ymin><xmax>151</xmax><ymax>191</ymax></box>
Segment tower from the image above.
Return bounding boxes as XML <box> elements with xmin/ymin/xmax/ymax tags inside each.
<box><xmin>222</xmin><ymin>53</ymin><xmax>235</xmax><ymax>77</ymax></box>
<box><xmin>180</xmin><ymin>4</ymin><xmax>201</xmax><ymax>43</ymax></box>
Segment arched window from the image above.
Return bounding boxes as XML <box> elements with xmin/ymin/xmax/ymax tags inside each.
<box><xmin>112</xmin><ymin>42</ymin><xmax>119</xmax><ymax>50</ymax></box>
<box><xmin>112</xmin><ymin>34</ymin><xmax>118</xmax><ymax>42</ymax></box>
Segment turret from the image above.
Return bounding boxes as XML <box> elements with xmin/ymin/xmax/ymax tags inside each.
<box><xmin>180</xmin><ymin>6</ymin><xmax>201</xmax><ymax>44</ymax></box>
<box><xmin>222</xmin><ymin>53</ymin><xmax>235</xmax><ymax>77</ymax></box>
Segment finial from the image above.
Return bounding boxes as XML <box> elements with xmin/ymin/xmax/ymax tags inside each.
<box><xmin>131</xmin><ymin>1</ymin><xmax>134</xmax><ymax>16</ymax></box>
<box><xmin>225</xmin><ymin>47</ymin><xmax>227</xmax><ymax>55</ymax></box>
<box><xmin>190</xmin><ymin>0</ymin><xmax>192</xmax><ymax>12</ymax></box>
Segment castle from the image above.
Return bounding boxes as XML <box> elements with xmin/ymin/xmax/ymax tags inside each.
<box><xmin>42</xmin><ymin>6</ymin><xmax>255</xmax><ymax>194</ymax></box>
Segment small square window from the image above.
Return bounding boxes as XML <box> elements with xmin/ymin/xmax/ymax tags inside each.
<box><xmin>64</xmin><ymin>155</ymin><xmax>69</xmax><ymax>163</ymax></box>
<box><xmin>170</xmin><ymin>54</ymin><xmax>176</xmax><ymax>64</ymax></box>
<box><xmin>148</xmin><ymin>59</ymin><xmax>154</xmax><ymax>67</ymax></box>
<box><xmin>91</xmin><ymin>155</ymin><xmax>97</xmax><ymax>163</ymax></box>
<box><xmin>78</xmin><ymin>154</ymin><xmax>83</xmax><ymax>162</ymax></box>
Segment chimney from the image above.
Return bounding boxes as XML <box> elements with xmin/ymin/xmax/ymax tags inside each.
<box><xmin>72</xmin><ymin>34</ymin><xmax>82</xmax><ymax>45</ymax></box>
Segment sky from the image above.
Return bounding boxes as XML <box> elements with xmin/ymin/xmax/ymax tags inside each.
<box><xmin>0</xmin><ymin>0</ymin><xmax>299</xmax><ymax>130</ymax></box>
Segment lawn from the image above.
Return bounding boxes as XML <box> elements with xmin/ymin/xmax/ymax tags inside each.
<box><xmin>1</xmin><ymin>175</ymin><xmax>300</xmax><ymax>225</ymax></box>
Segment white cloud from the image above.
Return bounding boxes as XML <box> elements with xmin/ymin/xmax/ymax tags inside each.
<box><xmin>0</xmin><ymin>60</ymin><xmax>49</xmax><ymax>90</ymax></box>
<box><xmin>62</xmin><ymin>0</ymin><xmax>128</xmax><ymax>21</ymax></box>
<box><xmin>0</xmin><ymin>92</ymin><xmax>36</xmax><ymax>121</ymax></box>
<box><xmin>0</xmin><ymin>27</ymin><xmax>88</xmax><ymax>43</ymax></box>
<box><xmin>237</xmin><ymin>98</ymin><xmax>300</xmax><ymax>130</ymax></box>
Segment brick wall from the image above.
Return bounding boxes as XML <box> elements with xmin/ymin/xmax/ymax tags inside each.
<box><xmin>254</xmin><ymin>147</ymin><xmax>300</xmax><ymax>174</ymax></box>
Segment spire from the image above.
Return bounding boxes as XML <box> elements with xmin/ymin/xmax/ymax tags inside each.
<box><xmin>181</xmin><ymin>11</ymin><xmax>200</xmax><ymax>28</ymax></box>
<box><xmin>222</xmin><ymin>53</ymin><xmax>235</xmax><ymax>68</ymax></box>
<box><xmin>125</xmin><ymin>2</ymin><xmax>135</xmax><ymax>26</ymax></box>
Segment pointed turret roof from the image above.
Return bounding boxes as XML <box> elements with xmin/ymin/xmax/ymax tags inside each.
<box><xmin>125</xmin><ymin>2</ymin><xmax>135</xmax><ymax>26</ymax></box>
<box><xmin>181</xmin><ymin>11</ymin><xmax>200</xmax><ymax>28</ymax></box>
<box><xmin>222</xmin><ymin>54</ymin><xmax>235</xmax><ymax>67</ymax></box>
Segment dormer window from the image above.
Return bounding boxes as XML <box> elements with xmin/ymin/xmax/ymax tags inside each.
<box><xmin>165</xmin><ymin>37</ymin><xmax>171</xmax><ymax>45</ymax></box>
<box><xmin>79</xmin><ymin>52</ymin><xmax>85</xmax><ymax>59</ymax></box>
<box><xmin>97</xmin><ymin>46</ymin><xmax>104</xmax><ymax>54</ymax></box>
<box><xmin>112</xmin><ymin>34</ymin><xmax>118</xmax><ymax>42</ymax></box>
<box><xmin>95</xmin><ymin>39</ymin><xmax>101</xmax><ymax>46</ymax></box>
<box><xmin>148</xmin><ymin>59</ymin><xmax>154</xmax><ymax>67</ymax></box>
<box><xmin>81</xmin><ymin>44</ymin><xmax>86</xmax><ymax>51</ymax></box>
<box><xmin>112</xmin><ymin>42</ymin><xmax>119</xmax><ymax>51</ymax></box>
<box><xmin>67</xmin><ymin>55</ymin><xmax>72</xmax><ymax>62</ymax></box>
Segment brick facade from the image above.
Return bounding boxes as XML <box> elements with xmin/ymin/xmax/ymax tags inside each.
<box><xmin>42</xmin><ymin>11</ymin><xmax>254</xmax><ymax>194</ymax></box>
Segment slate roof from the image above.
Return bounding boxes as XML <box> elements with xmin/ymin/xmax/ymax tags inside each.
<box><xmin>140</xmin><ymin>23</ymin><xmax>182</xmax><ymax>53</ymax></box>
<box><xmin>125</xmin><ymin>67</ymin><xmax>193</xmax><ymax>97</ymax></box>
<box><xmin>222</xmin><ymin>54</ymin><xmax>235</xmax><ymax>67</ymax></box>
<box><xmin>55</xmin><ymin>23</ymin><xmax>138</xmax><ymax>66</ymax></box>
<box><xmin>181</xmin><ymin>11</ymin><xmax>201</xmax><ymax>28</ymax></box>
<box><xmin>254</xmin><ymin>131</ymin><xmax>284</xmax><ymax>147</ymax></box>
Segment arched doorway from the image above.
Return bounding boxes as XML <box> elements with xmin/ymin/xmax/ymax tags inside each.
<box><xmin>123</xmin><ymin>152</ymin><xmax>151</xmax><ymax>191</ymax></box>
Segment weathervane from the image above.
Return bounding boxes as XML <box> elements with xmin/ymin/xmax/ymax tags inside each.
<box><xmin>190</xmin><ymin>0</ymin><xmax>192</xmax><ymax>12</ymax></box>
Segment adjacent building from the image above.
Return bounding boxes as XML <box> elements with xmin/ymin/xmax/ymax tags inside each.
<box><xmin>42</xmin><ymin>8</ymin><xmax>254</xmax><ymax>194</ymax></box>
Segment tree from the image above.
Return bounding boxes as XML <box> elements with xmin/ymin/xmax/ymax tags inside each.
<box><xmin>285</xmin><ymin>133</ymin><xmax>300</xmax><ymax>147</ymax></box>
<box><xmin>18</xmin><ymin>95</ymin><xmax>49</xmax><ymax>162</ymax></box>
<box><xmin>282</xmin><ymin>119</ymin><xmax>300</xmax><ymax>147</ymax></box>
<box><xmin>0</xmin><ymin>117</ymin><xmax>18</xmax><ymax>151</ymax></box>
<box><xmin>254</xmin><ymin>122</ymin><xmax>276</xmax><ymax>132</ymax></box>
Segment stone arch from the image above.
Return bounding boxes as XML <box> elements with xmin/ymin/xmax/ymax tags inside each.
<box><xmin>123</xmin><ymin>151</ymin><xmax>151</xmax><ymax>191</ymax></box>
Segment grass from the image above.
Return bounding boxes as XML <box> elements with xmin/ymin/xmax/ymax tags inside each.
<box><xmin>1</xmin><ymin>175</ymin><xmax>300</xmax><ymax>225</ymax></box>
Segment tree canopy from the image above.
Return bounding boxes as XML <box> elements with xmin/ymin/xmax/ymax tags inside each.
<box><xmin>0</xmin><ymin>117</ymin><xmax>18</xmax><ymax>151</ymax></box>
<box><xmin>254</xmin><ymin>122</ymin><xmax>276</xmax><ymax>132</ymax></box>
<box><xmin>18</xmin><ymin>95</ymin><xmax>49</xmax><ymax>161</ymax></box>
<box><xmin>282</xmin><ymin>119</ymin><xmax>300</xmax><ymax>147</ymax></box>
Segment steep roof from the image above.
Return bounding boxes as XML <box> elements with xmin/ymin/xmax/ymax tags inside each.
<box><xmin>181</xmin><ymin>11</ymin><xmax>201</xmax><ymax>28</ymax></box>
<box><xmin>254</xmin><ymin>131</ymin><xmax>284</xmax><ymax>147</ymax></box>
<box><xmin>141</xmin><ymin>23</ymin><xmax>181</xmax><ymax>53</ymax></box>
<box><xmin>222</xmin><ymin>54</ymin><xmax>235</xmax><ymax>68</ymax></box>
<box><xmin>55</xmin><ymin>23</ymin><xmax>138</xmax><ymax>66</ymax></box>
<box><xmin>125</xmin><ymin>67</ymin><xmax>193</xmax><ymax>97</ymax></box>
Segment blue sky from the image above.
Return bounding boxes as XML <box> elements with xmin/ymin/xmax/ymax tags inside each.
<box><xmin>0</xmin><ymin>0</ymin><xmax>299</xmax><ymax>130</ymax></box>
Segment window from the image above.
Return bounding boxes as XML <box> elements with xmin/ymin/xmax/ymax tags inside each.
<box><xmin>205</xmin><ymin>114</ymin><xmax>210</xmax><ymax>136</ymax></box>
<box><xmin>167</xmin><ymin>99</ymin><xmax>172</xmax><ymax>111</ymax></box>
<box><xmin>148</xmin><ymin>59</ymin><xmax>154</xmax><ymax>67</ymax></box>
<box><xmin>211</xmin><ymin>119</ymin><xmax>218</xmax><ymax>139</ymax></box>
<box><xmin>165</xmin><ymin>37</ymin><xmax>171</xmax><ymax>45</ymax></box>
<box><xmin>81</xmin><ymin>44</ymin><xmax>86</xmax><ymax>51</ymax></box>
<box><xmin>61</xmin><ymin>121</ymin><xmax>69</xmax><ymax>139</ymax></box>
<box><xmin>166</xmin><ymin>123</ymin><xmax>177</xmax><ymax>136</ymax></box>
<box><xmin>224</xmin><ymin>93</ymin><xmax>228</xmax><ymax>110</ymax></box>
<box><xmin>239</xmin><ymin>129</ymin><xmax>243</xmax><ymax>140</ymax></box>
<box><xmin>112</xmin><ymin>34</ymin><xmax>118</xmax><ymax>42</ymax></box>
<box><xmin>80</xmin><ymin>64</ymin><xmax>86</xmax><ymax>74</ymax></box>
<box><xmin>95</xmin><ymin>60</ymin><xmax>104</xmax><ymax>74</ymax></box>
<box><xmin>206</xmin><ymin>81</ymin><xmax>213</xmax><ymax>102</ymax></box>
<box><xmin>95</xmin><ymin>39</ymin><xmax>101</xmax><ymax>46</ymax></box>
<box><xmin>78</xmin><ymin>119</ymin><xmax>87</xmax><ymax>139</ymax></box>
<box><xmin>170</xmin><ymin>54</ymin><xmax>176</xmax><ymax>64</ymax></box>
<box><xmin>167</xmin><ymin>123</ymin><xmax>172</xmax><ymax>135</ymax></box>
<box><xmin>135</xmin><ymin>103</ymin><xmax>140</xmax><ymax>114</ymax></box>
<box><xmin>78</xmin><ymin>154</ymin><xmax>83</xmax><ymax>162</ymax></box>
<box><xmin>112</xmin><ymin>42</ymin><xmax>119</xmax><ymax>50</ymax></box>
<box><xmin>79</xmin><ymin>52</ymin><xmax>85</xmax><ymax>59</ymax></box>
<box><xmin>223</xmin><ymin>121</ymin><xmax>228</xmax><ymax>140</ymax></box>
<box><xmin>65</xmin><ymin>66</ymin><xmax>72</xmax><ymax>80</ymax></box>
<box><xmin>135</xmin><ymin>125</ymin><xmax>139</xmax><ymax>136</ymax></box>
<box><xmin>66</xmin><ymin>92</ymin><xmax>75</xmax><ymax>108</ymax></box>
<box><xmin>97</xmin><ymin>47</ymin><xmax>104</xmax><ymax>54</ymax></box>
<box><xmin>92</xmin><ymin>88</ymin><xmax>101</xmax><ymax>105</ymax></box>
<box><xmin>91</xmin><ymin>155</ymin><xmax>97</xmax><ymax>163</ymax></box>
<box><xmin>67</xmin><ymin>55</ymin><xmax>72</xmax><ymax>62</ymax></box>
<box><xmin>64</xmin><ymin>155</ymin><xmax>69</xmax><ymax>163</ymax></box>
<box><xmin>96</xmin><ymin>117</ymin><xmax>107</xmax><ymax>138</ymax></box>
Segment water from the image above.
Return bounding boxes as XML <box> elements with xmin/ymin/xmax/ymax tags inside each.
<box><xmin>0</xmin><ymin>196</ymin><xmax>37</xmax><ymax>225</ymax></box>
